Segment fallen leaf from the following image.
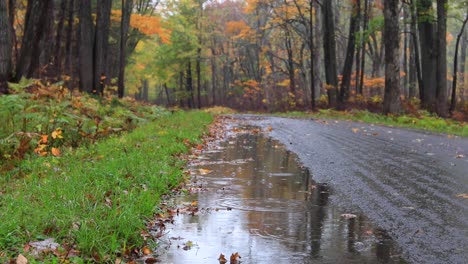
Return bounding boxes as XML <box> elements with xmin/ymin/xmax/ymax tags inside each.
<box><xmin>267</xmin><ymin>126</ymin><xmax>273</xmax><ymax>132</ymax></box>
<box><xmin>456</xmin><ymin>194</ymin><xmax>468</xmax><ymax>199</ymax></box>
<box><xmin>191</xmin><ymin>200</ymin><xmax>198</xmax><ymax>207</ymax></box>
<box><xmin>352</xmin><ymin>128</ymin><xmax>359</xmax><ymax>133</ymax></box>
<box><xmin>51</xmin><ymin>147</ymin><xmax>61</xmax><ymax>157</ymax></box>
<box><xmin>218</xmin><ymin>253</ymin><xmax>227</xmax><ymax>264</ymax></box>
<box><xmin>447</xmin><ymin>134</ymin><xmax>454</xmax><ymax>139</ymax></box>
<box><xmin>230</xmin><ymin>252</ymin><xmax>241</xmax><ymax>263</ymax></box>
<box><xmin>455</xmin><ymin>154</ymin><xmax>465</xmax><ymax>159</ymax></box>
<box><xmin>51</xmin><ymin>128</ymin><xmax>63</xmax><ymax>139</ymax></box>
<box><xmin>198</xmin><ymin>168</ymin><xmax>212</xmax><ymax>175</ymax></box>
<box><xmin>16</xmin><ymin>254</ymin><xmax>28</xmax><ymax>264</ymax></box>
<box><xmin>145</xmin><ymin>258</ymin><xmax>158</xmax><ymax>264</ymax></box>
<box><xmin>40</xmin><ymin>135</ymin><xmax>48</xmax><ymax>144</ymax></box>
<box><xmin>142</xmin><ymin>246</ymin><xmax>152</xmax><ymax>255</ymax></box>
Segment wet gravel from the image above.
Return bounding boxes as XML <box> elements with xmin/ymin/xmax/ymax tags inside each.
<box><xmin>240</xmin><ymin>115</ymin><xmax>468</xmax><ymax>264</ymax></box>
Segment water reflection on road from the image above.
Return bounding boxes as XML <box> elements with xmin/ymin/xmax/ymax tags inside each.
<box><xmin>157</xmin><ymin>128</ymin><xmax>403</xmax><ymax>263</ymax></box>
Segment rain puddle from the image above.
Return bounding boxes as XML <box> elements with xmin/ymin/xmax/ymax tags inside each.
<box><xmin>154</xmin><ymin>126</ymin><xmax>404</xmax><ymax>263</ymax></box>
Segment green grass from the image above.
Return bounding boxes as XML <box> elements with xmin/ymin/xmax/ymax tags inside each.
<box><xmin>273</xmin><ymin>109</ymin><xmax>467</xmax><ymax>137</ymax></box>
<box><xmin>0</xmin><ymin>111</ymin><xmax>213</xmax><ymax>262</ymax></box>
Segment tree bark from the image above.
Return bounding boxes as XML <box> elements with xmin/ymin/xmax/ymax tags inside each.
<box><xmin>383</xmin><ymin>0</ymin><xmax>401</xmax><ymax>114</ymax></box>
<box><xmin>460</xmin><ymin>25</ymin><xmax>467</xmax><ymax>105</ymax></box>
<box><xmin>322</xmin><ymin>0</ymin><xmax>338</xmax><ymax>107</ymax></box>
<box><xmin>359</xmin><ymin>0</ymin><xmax>369</xmax><ymax>95</ymax></box>
<box><xmin>450</xmin><ymin>9</ymin><xmax>468</xmax><ymax>114</ymax></box>
<box><xmin>79</xmin><ymin>0</ymin><xmax>94</xmax><ymax>93</ymax></box>
<box><xmin>94</xmin><ymin>0</ymin><xmax>112</xmax><ymax>95</ymax></box>
<box><xmin>118</xmin><ymin>0</ymin><xmax>133</xmax><ymax>98</ymax></box>
<box><xmin>15</xmin><ymin>0</ymin><xmax>51</xmax><ymax>81</ymax></box>
<box><xmin>417</xmin><ymin>0</ymin><xmax>437</xmax><ymax>111</ymax></box>
<box><xmin>0</xmin><ymin>0</ymin><xmax>11</xmax><ymax>94</ymax></box>
<box><xmin>436</xmin><ymin>0</ymin><xmax>448</xmax><ymax>117</ymax></box>
<box><xmin>340</xmin><ymin>0</ymin><xmax>359</xmax><ymax>103</ymax></box>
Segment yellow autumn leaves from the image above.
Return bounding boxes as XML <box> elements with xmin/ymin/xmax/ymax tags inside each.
<box><xmin>34</xmin><ymin>128</ymin><xmax>63</xmax><ymax>157</ymax></box>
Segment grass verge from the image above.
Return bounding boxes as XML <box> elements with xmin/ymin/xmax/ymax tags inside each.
<box><xmin>274</xmin><ymin>109</ymin><xmax>467</xmax><ymax>137</ymax></box>
<box><xmin>0</xmin><ymin>111</ymin><xmax>213</xmax><ymax>262</ymax></box>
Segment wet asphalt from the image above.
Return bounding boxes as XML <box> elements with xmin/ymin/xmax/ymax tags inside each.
<box><xmin>238</xmin><ymin>115</ymin><xmax>468</xmax><ymax>264</ymax></box>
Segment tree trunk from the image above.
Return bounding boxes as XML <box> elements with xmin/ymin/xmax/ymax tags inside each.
<box><xmin>450</xmin><ymin>10</ymin><xmax>468</xmax><ymax>114</ymax></box>
<box><xmin>79</xmin><ymin>0</ymin><xmax>94</xmax><ymax>93</ymax></box>
<box><xmin>417</xmin><ymin>0</ymin><xmax>437</xmax><ymax>111</ymax></box>
<box><xmin>340</xmin><ymin>0</ymin><xmax>359</xmax><ymax>103</ymax></box>
<box><xmin>0</xmin><ymin>0</ymin><xmax>11</xmax><ymax>94</ymax></box>
<box><xmin>383</xmin><ymin>0</ymin><xmax>401</xmax><ymax>114</ymax></box>
<box><xmin>460</xmin><ymin>26</ymin><xmax>467</xmax><ymax>105</ymax></box>
<box><xmin>54</xmin><ymin>0</ymin><xmax>67</xmax><ymax>75</ymax></box>
<box><xmin>436</xmin><ymin>0</ymin><xmax>448</xmax><ymax>117</ymax></box>
<box><xmin>186</xmin><ymin>61</ymin><xmax>194</xmax><ymax>108</ymax></box>
<box><xmin>118</xmin><ymin>0</ymin><xmax>133</xmax><ymax>98</ymax></box>
<box><xmin>322</xmin><ymin>0</ymin><xmax>338</xmax><ymax>107</ymax></box>
<box><xmin>359</xmin><ymin>0</ymin><xmax>369</xmax><ymax>95</ymax></box>
<box><xmin>15</xmin><ymin>0</ymin><xmax>51</xmax><ymax>81</ymax></box>
<box><xmin>309</xmin><ymin>0</ymin><xmax>316</xmax><ymax>110</ymax></box>
<box><xmin>94</xmin><ymin>0</ymin><xmax>112</xmax><ymax>95</ymax></box>
<box><xmin>196</xmin><ymin>47</ymin><xmax>202</xmax><ymax>108</ymax></box>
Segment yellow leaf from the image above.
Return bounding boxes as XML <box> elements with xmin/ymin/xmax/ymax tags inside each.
<box><xmin>191</xmin><ymin>200</ymin><xmax>198</xmax><ymax>207</ymax></box>
<box><xmin>51</xmin><ymin>128</ymin><xmax>63</xmax><ymax>139</ymax></box>
<box><xmin>51</xmin><ymin>148</ymin><xmax>61</xmax><ymax>157</ymax></box>
<box><xmin>456</xmin><ymin>194</ymin><xmax>468</xmax><ymax>199</ymax></box>
<box><xmin>198</xmin><ymin>168</ymin><xmax>212</xmax><ymax>175</ymax></box>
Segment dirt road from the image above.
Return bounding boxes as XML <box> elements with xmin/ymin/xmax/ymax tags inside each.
<box><xmin>241</xmin><ymin>115</ymin><xmax>468</xmax><ymax>264</ymax></box>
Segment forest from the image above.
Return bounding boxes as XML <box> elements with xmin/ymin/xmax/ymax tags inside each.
<box><xmin>1</xmin><ymin>0</ymin><xmax>468</xmax><ymax>116</ymax></box>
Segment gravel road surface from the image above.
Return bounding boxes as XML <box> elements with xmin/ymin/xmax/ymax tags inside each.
<box><xmin>240</xmin><ymin>115</ymin><xmax>468</xmax><ymax>264</ymax></box>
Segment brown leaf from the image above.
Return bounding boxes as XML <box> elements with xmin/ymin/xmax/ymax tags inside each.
<box><xmin>267</xmin><ymin>126</ymin><xmax>273</xmax><ymax>132</ymax></box>
<box><xmin>456</xmin><ymin>194</ymin><xmax>468</xmax><ymax>199</ymax></box>
<box><xmin>218</xmin><ymin>253</ymin><xmax>227</xmax><ymax>264</ymax></box>
<box><xmin>230</xmin><ymin>252</ymin><xmax>241</xmax><ymax>263</ymax></box>
<box><xmin>142</xmin><ymin>246</ymin><xmax>152</xmax><ymax>255</ymax></box>
<box><xmin>352</xmin><ymin>128</ymin><xmax>359</xmax><ymax>133</ymax></box>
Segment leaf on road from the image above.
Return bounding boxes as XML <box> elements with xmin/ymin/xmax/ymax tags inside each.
<box><xmin>267</xmin><ymin>126</ymin><xmax>273</xmax><ymax>132</ymax></box>
<box><xmin>218</xmin><ymin>253</ymin><xmax>228</xmax><ymax>264</ymax></box>
<box><xmin>456</xmin><ymin>194</ymin><xmax>468</xmax><ymax>199</ymax></box>
<box><xmin>230</xmin><ymin>252</ymin><xmax>241</xmax><ymax>263</ymax></box>
<box><xmin>198</xmin><ymin>168</ymin><xmax>212</xmax><ymax>175</ymax></box>
<box><xmin>351</xmin><ymin>128</ymin><xmax>359</xmax><ymax>133</ymax></box>
<box><xmin>455</xmin><ymin>154</ymin><xmax>465</xmax><ymax>159</ymax></box>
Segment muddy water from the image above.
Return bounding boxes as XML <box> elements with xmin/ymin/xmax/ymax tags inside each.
<box><xmin>156</xmin><ymin>128</ymin><xmax>404</xmax><ymax>263</ymax></box>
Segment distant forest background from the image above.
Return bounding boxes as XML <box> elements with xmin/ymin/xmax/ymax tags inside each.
<box><xmin>0</xmin><ymin>0</ymin><xmax>467</xmax><ymax>117</ymax></box>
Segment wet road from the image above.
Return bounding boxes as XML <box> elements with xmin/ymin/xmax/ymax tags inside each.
<box><xmin>245</xmin><ymin>115</ymin><xmax>468</xmax><ymax>264</ymax></box>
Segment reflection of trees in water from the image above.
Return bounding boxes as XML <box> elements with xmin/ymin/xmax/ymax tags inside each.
<box><xmin>206</xmin><ymin>130</ymin><xmax>399</xmax><ymax>263</ymax></box>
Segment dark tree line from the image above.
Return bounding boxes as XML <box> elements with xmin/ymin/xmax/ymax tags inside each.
<box><xmin>0</xmin><ymin>0</ymin><xmax>150</xmax><ymax>97</ymax></box>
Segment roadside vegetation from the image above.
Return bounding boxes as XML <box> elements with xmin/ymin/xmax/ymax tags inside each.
<box><xmin>0</xmin><ymin>83</ymin><xmax>213</xmax><ymax>262</ymax></box>
<box><xmin>275</xmin><ymin>108</ymin><xmax>467</xmax><ymax>137</ymax></box>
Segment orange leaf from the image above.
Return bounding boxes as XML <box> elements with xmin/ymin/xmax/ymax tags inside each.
<box><xmin>51</xmin><ymin>148</ymin><xmax>61</xmax><ymax>157</ymax></box>
<box><xmin>230</xmin><ymin>252</ymin><xmax>241</xmax><ymax>263</ymax></box>
<box><xmin>218</xmin><ymin>253</ymin><xmax>227</xmax><ymax>264</ymax></box>
<box><xmin>40</xmin><ymin>135</ymin><xmax>48</xmax><ymax>144</ymax></box>
<box><xmin>142</xmin><ymin>246</ymin><xmax>152</xmax><ymax>255</ymax></box>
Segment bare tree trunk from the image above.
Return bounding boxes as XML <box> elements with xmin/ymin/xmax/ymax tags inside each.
<box><xmin>79</xmin><ymin>0</ymin><xmax>94</xmax><ymax>93</ymax></box>
<box><xmin>196</xmin><ymin>47</ymin><xmax>202</xmax><ymax>108</ymax></box>
<box><xmin>359</xmin><ymin>0</ymin><xmax>369</xmax><ymax>95</ymax></box>
<box><xmin>186</xmin><ymin>61</ymin><xmax>194</xmax><ymax>108</ymax></box>
<box><xmin>383</xmin><ymin>0</ymin><xmax>401</xmax><ymax>114</ymax></box>
<box><xmin>118</xmin><ymin>0</ymin><xmax>133</xmax><ymax>98</ymax></box>
<box><xmin>340</xmin><ymin>0</ymin><xmax>359</xmax><ymax>103</ymax></box>
<box><xmin>460</xmin><ymin>26</ymin><xmax>467</xmax><ymax>105</ymax></box>
<box><xmin>0</xmin><ymin>0</ymin><xmax>11</xmax><ymax>94</ymax></box>
<box><xmin>450</xmin><ymin>9</ymin><xmax>468</xmax><ymax>114</ymax></box>
<box><xmin>54</xmin><ymin>0</ymin><xmax>67</xmax><ymax>75</ymax></box>
<box><xmin>436</xmin><ymin>0</ymin><xmax>448</xmax><ymax>117</ymax></box>
<box><xmin>322</xmin><ymin>0</ymin><xmax>338</xmax><ymax>107</ymax></box>
<box><xmin>15</xmin><ymin>0</ymin><xmax>51</xmax><ymax>81</ymax></box>
<box><xmin>94</xmin><ymin>0</ymin><xmax>112</xmax><ymax>95</ymax></box>
<box><xmin>417</xmin><ymin>0</ymin><xmax>437</xmax><ymax>111</ymax></box>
